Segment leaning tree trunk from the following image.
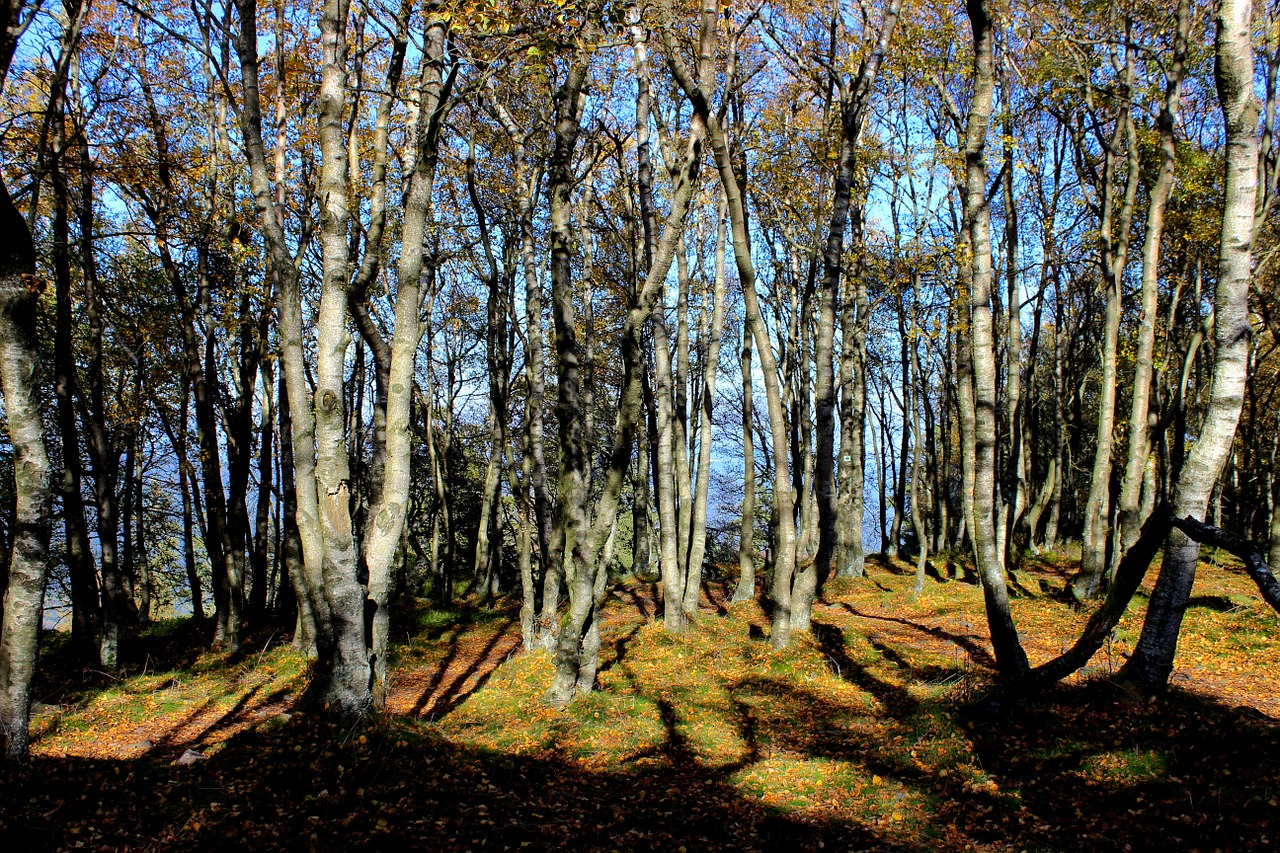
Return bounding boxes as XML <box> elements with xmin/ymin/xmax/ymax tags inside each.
<box><xmin>1120</xmin><ymin>0</ymin><xmax>1258</xmax><ymax>694</ymax></box>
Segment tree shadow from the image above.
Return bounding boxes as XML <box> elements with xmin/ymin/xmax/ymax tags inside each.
<box><xmin>597</xmin><ymin>624</ymin><xmax>642</xmax><ymax>675</ymax></box>
<box><xmin>408</xmin><ymin>615</ymin><xmax>520</xmax><ymax>719</ymax></box>
<box><xmin>1185</xmin><ymin>594</ymin><xmax>1239</xmax><ymax>613</ymax></box>
<box><xmin>812</xmin><ymin>621</ymin><xmax>918</xmax><ymax>719</ymax></box>
<box><xmin>9</xmin><ymin>653</ymin><xmax>1280</xmax><ymax>852</ymax></box>
<box><xmin>700</xmin><ymin>579</ymin><xmax>730</xmax><ymax>616</ymax></box>
<box><xmin>837</xmin><ymin>603</ymin><xmax>998</xmax><ymax>669</ymax></box>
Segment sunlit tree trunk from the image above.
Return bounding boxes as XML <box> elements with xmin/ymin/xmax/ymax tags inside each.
<box><xmin>363</xmin><ymin>6</ymin><xmax>452</xmax><ymax>708</ymax></box>
<box><xmin>681</xmin><ymin>197</ymin><xmax>729</xmax><ymax>620</ymax></box>
<box><xmin>0</xmin><ymin>116</ymin><xmax>52</xmax><ymax>763</ymax></box>
<box><xmin>1114</xmin><ymin>0</ymin><xmax>1190</xmax><ymax>567</ymax></box>
<box><xmin>1122</xmin><ymin>0</ymin><xmax>1257</xmax><ymax>693</ymax></box>
<box><xmin>963</xmin><ymin>0</ymin><xmax>1029</xmax><ymax>680</ymax></box>
<box><xmin>1077</xmin><ymin>37</ymin><xmax>1139</xmax><ymax>599</ymax></box>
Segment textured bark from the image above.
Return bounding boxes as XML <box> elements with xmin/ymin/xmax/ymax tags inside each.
<box><xmin>1122</xmin><ymin>0</ymin><xmax>1257</xmax><ymax>693</ymax></box>
<box><xmin>363</xmin><ymin>8</ymin><xmax>451</xmax><ymax>709</ymax></box>
<box><xmin>277</xmin><ymin>369</ymin><xmax>314</xmax><ymax>654</ymax></box>
<box><xmin>651</xmin><ymin>277</ymin><xmax>684</xmax><ymax>631</ymax></box>
<box><xmin>545</xmin><ymin>8</ymin><xmax>605</xmax><ymax>702</ymax></box>
<box><xmin>963</xmin><ymin>0</ymin><xmax>1029</xmax><ymax>680</ymax></box>
<box><xmin>0</xmin><ymin>159</ymin><xmax>53</xmax><ymax>759</ymax></box>
<box><xmin>836</xmin><ymin>214</ymin><xmax>869</xmax><ymax>579</ymax></box>
<box><xmin>310</xmin><ymin>0</ymin><xmax>371</xmax><ymax>716</ymax></box>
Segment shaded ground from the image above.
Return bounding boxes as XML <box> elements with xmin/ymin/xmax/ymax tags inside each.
<box><xmin>4</xmin><ymin>551</ymin><xmax>1279</xmax><ymax>851</ymax></box>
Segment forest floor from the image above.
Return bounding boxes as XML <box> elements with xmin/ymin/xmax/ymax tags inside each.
<box><xmin>4</xmin><ymin>549</ymin><xmax>1280</xmax><ymax>851</ymax></box>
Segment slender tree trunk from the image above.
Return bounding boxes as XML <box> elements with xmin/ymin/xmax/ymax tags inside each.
<box><xmin>733</xmin><ymin>319</ymin><xmax>757</xmax><ymax>603</ymax></box>
<box><xmin>362</xmin><ymin>7</ymin><xmax>451</xmax><ymax>708</ymax></box>
<box><xmin>1122</xmin><ymin>0</ymin><xmax>1258</xmax><ymax>693</ymax></box>
<box><xmin>547</xmin><ymin>2</ymin><xmax>713</xmax><ymax>701</ymax></box>
<box><xmin>963</xmin><ymin>0</ymin><xmax>1029</xmax><ymax>680</ymax></box>
<box><xmin>910</xmin><ymin>310</ymin><xmax>929</xmax><ymax>596</ymax></box>
<box><xmin>231</xmin><ymin>0</ymin><xmax>330</xmax><ymax>669</ymax></box>
<box><xmin>178</xmin><ymin>375</ymin><xmax>203</xmax><ymax>622</ymax></box>
<box><xmin>51</xmin><ymin>95</ymin><xmax>99</xmax><ymax>662</ymax></box>
<box><xmin>1000</xmin><ymin>82</ymin><xmax>1025</xmax><ymax>564</ymax></box>
<box><xmin>1114</xmin><ymin>0</ymin><xmax>1190</xmax><ymax>566</ymax></box>
<box><xmin>657</xmin><ymin>0</ymin><xmax>797</xmax><ymax>646</ymax></box>
<box><xmin>812</xmin><ymin>0</ymin><xmax>901</xmax><ymax>596</ymax></box>
<box><xmin>1078</xmin><ymin>43</ymin><xmax>1139</xmax><ymax>599</ymax></box>
<box><xmin>681</xmin><ymin>197</ymin><xmax>729</xmax><ymax>620</ymax></box>
<box><xmin>250</xmin><ymin>359</ymin><xmax>275</xmax><ymax>620</ymax></box>
<box><xmin>836</xmin><ymin>214</ymin><xmax>869</xmax><ymax>578</ymax></box>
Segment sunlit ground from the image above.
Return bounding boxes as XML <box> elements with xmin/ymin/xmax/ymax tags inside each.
<box><xmin>12</xmin><ymin>550</ymin><xmax>1280</xmax><ymax>850</ymax></box>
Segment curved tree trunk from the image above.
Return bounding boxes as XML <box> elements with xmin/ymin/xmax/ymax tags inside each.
<box><xmin>1121</xmin><ymin>0</ymin><xmax>1258</xmax><ymax>694</ymax></box>
<box><xmin>1113</xmin><ymin>0</ymin><xmax>1191</xmax><ymax>567</ymax></box>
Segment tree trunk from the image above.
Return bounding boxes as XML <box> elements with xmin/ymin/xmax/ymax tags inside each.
<box><xmin>1114</xmin><ymin>0</ymin><xmax>1190</xmax><ymax>566</ymax></box>
<box><xmin>0</xmin><ymin>167</ymin><xmax>54</xmax><ymax>760</ymax></box>
<box><xmin>362</xmin><ymin>7</ymin><xmax>451</xmax><ymax>708</ymax></box>
<box><xmin>812</xmin><ymin>0</ymin><xmax>901</xmax><ymax>594</ymax></box>
<box><xmin>836</xmin><ymin>213</ymin><xmax>869</xmax><ymax>578</ymax></box>
<box><xmin>1077</xmin><ymin>44</ymin><xmax>1139</xmax><ymax>599</ymax></box>
<box><xmin>656</xmin><ymin>0</ymin><xmax>798</xmax><ymax>647</ymax></box>
<box><xmin>311</xmin><ymin>0</ymin><xmax>371</xmax><ymax>716</ymax></box>
<box><xmin>51</xmin><ymin>93</ymin><xmax>99</xmax><ymax>661</ymax></box>
<box><xmin>681</xmin><ymin>197</ymin><xmax>729</xmax><ymax>620</ymax></box>
<box><xmin>963</xmin><ymin>0</ymin><xmax>1029</xmax><ymax>680</ymax></box>
<box><xmin>1121</xmin><ymin>0</ymin><xmax>1258</xmax><ymax>693</ymax></box>
<box><xmin>733</xmin><ymin>319</ymin><xmax>757</xmax><ymax>603</ymax></box>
